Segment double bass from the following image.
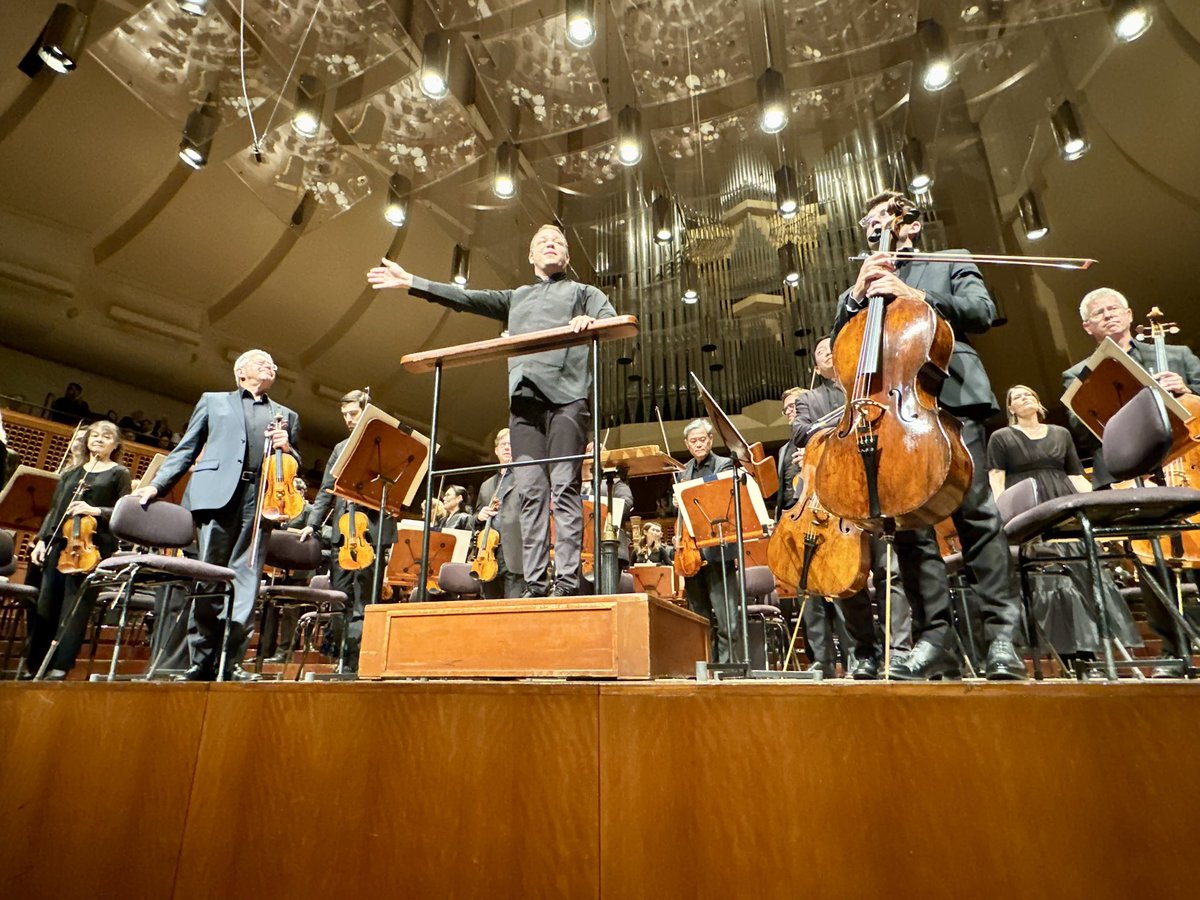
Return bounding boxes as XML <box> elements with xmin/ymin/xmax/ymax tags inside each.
<box><xmin>814</xmin><ymin>196</ymin><xmax>973</xmax><ymax>530</ymax></box>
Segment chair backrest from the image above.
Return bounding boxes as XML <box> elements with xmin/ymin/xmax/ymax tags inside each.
<box><xmin>311</xmin><ymin>574</ymin><xmax>332</xmax><ymax>591</ymax></box>
<box><xmin>110</xmin><ymin>496</ymin><xmax>195</xmax><ymax>548</ymax></box>
<box><xmin>1102</xmin><ymin>387</ymin><xmax>1173</xmax><ymax>481</ymax></box>
<box><xmin>0</xmin><ymin>529</ymin><xmax>15</xmax><ymax>576</ymax></box>
<box><xmin>743</xmin><ymin>565</ymin><xmax>776</xmax><ymax>599</ymax></box>
<box><xmin>995</xmin><ymin>479</ymin><xmax>1038</xmax><ymax>523</ymax></box>
<box><xmin>266</xmin><ymin>529</ymin><xmax>322</xmax><ymax>571</ymax></box>
<box><xmin>438</xmin><ymin>562</ymin><xmax>481</xmax><ymax>596</ymax></box>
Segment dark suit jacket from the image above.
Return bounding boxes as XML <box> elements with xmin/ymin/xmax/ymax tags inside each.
<box><xmin>151</xmin><ymin>390</ymin><xmax>301</xmax><ymax>514</ymax></box>
<box><xmin>833</xmin><ymin>249</ymin><xmax>999</xmax><ymax>418</ymax></box>
<box><xmin>306</xmin><ymin>437</ymin><xmax>397</xmax><ymax>547</ymax></box>
<box><xmin>475</xmin><ymin>470</ymin><xmax>522</xmax><ymax>575</ymax></box>
<box><xmin>675</xmin><ymin>452</ymin><xmax>736</xmax><ymax>563</ymax></box>
<box><xmin>1062</xmin><ymin>339</ymin><xmax>1200</xmax><ymax>486</ymax></box>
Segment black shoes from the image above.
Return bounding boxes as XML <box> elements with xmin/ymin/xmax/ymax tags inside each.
<box><xmin>887</xmin><ymin>640</ymin><xmax>960</xmax><ymax>681</ymax></box>
<box><xmin>849</xmin><ymin>655</ymin><xmax>880</xmax><ymax>681</ymax></box>
<box><xmin>175</xmin><ymin>665</ymin><xmax>216</xmax><ymax>682</ymax></box>
<box><xmin>225</xmin><ymin>665</ymin><xmax>261</xmax><ymax>683</ymax></box>
<box><xmin>984</xmin><ymin>639</ymin><xmax>1027</xmax><ymax>681</ymax></box>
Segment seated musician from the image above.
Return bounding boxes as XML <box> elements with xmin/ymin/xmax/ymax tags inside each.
<box><xmin>440</xmin><ymin>486</ymin><xmax>474</xmax><ymax>532</ymax></box>
<box><xmin>26</xmin><ymin>421</ymin><xmax>131</xmax><ymax>679</ymax></box>
<box><xmin>635</xmin><ymin>522</ymin><xmax>673</xmax><ymax>566</ymax></box>
<box><xmin>368</xmin><ymin>225</ymin><xmax>616</xmax><ymax>598</ymax></box>
<box><xmin>473</xmin><ymin>429</ymin><xmax>526</xmax><ymax>599</ymax></box>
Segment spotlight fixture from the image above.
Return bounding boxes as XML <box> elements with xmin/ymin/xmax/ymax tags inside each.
<box><xmin>651</xmin><ymin>195</ymin><xmax>673</xmax><ymax>243</ymax></box>
<box><xmin>493</xmin><ymin>142</ymin><xmax>519</xmax><ymax>199</ymax></box>
<box><xmin>1109</xmin><ymin>0</ymin><xmax>1152</xmax><ymax>42</ymax></box>
<box><xmin>1018</xmin><ymin>191</ymin><xmax>1049</xmax><ymax>241</ymax></box>
<box><xmin>385</xmin><ymin>173</ymin><xmax>411</xmax><ymax>227</ymax></box>
<box><xmin>291</xmin><ymin>74</ymin><xmax>323</xmax><ymax>138</ymax></box>
<box><xmin>37</xmin><ymin>4</ymin><xmax>89</xmax><ymax>75</ymax></box>
<box><xmin>451</xmin><ymin>244</ymin><xmax>470</xmax><ymax>286</ymax></box>
<box><xmin>774</xmin><ymin>165</ymin><xmax>799</xmax><ymax>217</ymax></box>
<box><xmin>681</xmin><ymin>260</ymin><xmax>699</xmax><ymax>304</ymax></box>
<box><xmin>178</xmin><ymin>98</ymin><xmax>219</xmax><ymax>170</ymax></box>
<box><xmin>778</xmin><ymin>242</ymin><xmax>801</xmax><ymax>285</ymax></box>
<box><xmin>565</xmin><ymin>0</ymin><xmax>596</xmax><ymax>49</ymax></box>
<box><xmin>420</xmin><ymin>32</ymin><xmax>451</xmax><ymax>99</ymax></box>
<box><xmin>616</xmin><ymin>105</ymin><xmax>642</xmax><ymax>166</ymax></box>
<box><xmin>906</xmin><ymin>138</ymin><xmax>933</xmax><ymax>194</ymax></box>
<box><xmin>918</xmin><ymin>20</ymin><xmax>954</xmax><ymax>92</ymax></box>
<box><xmin>1050</xmin><ymin>100</ymin><xmax>1089</xmax><ymax>161</ymax></box>
<box><xmin>177</xmin><ymin>0</ymin><xmax>209</xmax><ymax>14</ymax></box>
<box><xmin>757</xmin><ymin>67</ymin><xmax>788</xmax><ymax>134</ymax></box>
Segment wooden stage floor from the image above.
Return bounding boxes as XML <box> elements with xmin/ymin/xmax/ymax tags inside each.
<box><xmin>2</xmin><ymin>680</ymin><xmax>1198</xmax><ymax>900</ymax></box>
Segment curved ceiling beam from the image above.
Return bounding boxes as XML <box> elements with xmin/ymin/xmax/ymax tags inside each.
<box><xmin>93</xmin><ymin>163</ymin><xmax>191</xmax><ymax>265</ymax></box>
<box><xmin>0</xmin><ymin>72</ymin><xmax>55</xmax><ymax>146</ymax></box>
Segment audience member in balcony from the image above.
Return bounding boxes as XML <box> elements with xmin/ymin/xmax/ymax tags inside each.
<box><xmin>117</xmin><ymin>410</ymin><xmax>143</xmax><ymax>431</ymax></box>
<box><xmin>49</xmin><ymin>382</ymin><xmax>90</xmax><ymax>425</ymax></box>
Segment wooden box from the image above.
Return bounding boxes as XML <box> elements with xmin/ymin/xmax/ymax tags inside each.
<box><xmin>359</xmin><ymin>593</ymin><xmax>710</xmax><ymax>680</ymax></box>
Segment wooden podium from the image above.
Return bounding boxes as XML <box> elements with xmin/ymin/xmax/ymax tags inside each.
<box><xmin>359</xmin><ymin>592</ymin><xmax>709</xmax><ymax>680</ymax></box>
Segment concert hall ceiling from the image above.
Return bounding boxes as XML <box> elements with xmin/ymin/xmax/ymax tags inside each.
<box><xmin>0</xmin><ymin>1</ymin><xmax>1197</xmax><ymax>454</ymax></box>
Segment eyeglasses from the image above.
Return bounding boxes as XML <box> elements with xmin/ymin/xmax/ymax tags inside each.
<box><xmin>684</xmin><ymin>434</ymin><xmax>711</xmax><ymax>445</ymax></box>
<box><xmin>1086</xmin><ymin>304</ymin><xmax>1128</xmax><ymax>322</ymax></box>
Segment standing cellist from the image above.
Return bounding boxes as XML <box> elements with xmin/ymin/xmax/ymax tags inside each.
<box><xmin>833</xmin><ymin>190</ymin><xmax>1024</xmax><ymax>681</ymax></box>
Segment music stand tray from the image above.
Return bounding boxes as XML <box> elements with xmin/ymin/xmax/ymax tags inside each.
<box><xmin>387</xmin><ymin>523</ymin><xmax>471</xmax><ymax>591</ymax></box>
<box><xmin>0</xmin><ymin>465</ymin><xmax>59</xmax><ymax>532</ymax></box>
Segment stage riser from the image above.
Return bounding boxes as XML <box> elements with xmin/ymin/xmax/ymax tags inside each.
<box><xmin>2</xmin><ymin>682</ymin><xmax>1198</xmax><ymax>900</ymax></box>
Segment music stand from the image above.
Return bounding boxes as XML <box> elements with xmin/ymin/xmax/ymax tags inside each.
<box><xmin>629</xmin><ymin>564</ymin><xmax>676</xmax><ymax>601</ymax></box>
<box><xmin>137</xmin><ymin>454</ymin><xmax>189</xmax><ymax>505</ymax></box>
<box><xmin>331</xmin><ymin>405</ymin><xmax>431</xmax><ymax>606</ymax></box>
<box><xmin>386</xmin><ymin>523</ymin><xmax>471</xmax><ymax>598</ymax></box>
<box><xmin>0</xmin><ymin>465</ymin><xmax>59</xmax><ymax>532</ymax></box>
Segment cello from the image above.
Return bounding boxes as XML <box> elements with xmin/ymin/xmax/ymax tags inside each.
<box><xmin>814</xmin><ymin>195</ymin><xmax>973</xmax><ymax>530</ymax></box>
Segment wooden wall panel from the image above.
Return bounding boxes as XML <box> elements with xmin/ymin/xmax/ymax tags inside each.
<box><xmin>172</xmin><ymin>683</ymin><xmax>600</xmax><ymax>900</ymax></box>
<box><xmin>598</xmin><ymin>683</ymin><xmax>1200</xmax><ymax>900</ymax></box>
<box><xmin>0</xmin><ymin>683</ymin><xmax>209</xmax><ymax>900</ymax></box>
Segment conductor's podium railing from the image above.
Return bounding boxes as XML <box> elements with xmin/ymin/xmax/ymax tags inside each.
<box><xmin>399</xmin><ymin>314</ymin><xmax>639</xmax><ymax>594</ymax></box>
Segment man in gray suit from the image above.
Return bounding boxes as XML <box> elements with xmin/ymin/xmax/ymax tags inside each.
<box><xmin>368</xmin><ymin>225</ymin><xmax>616</xmax><ymax>597</ymax></box>
<box><xmin>133</xmin><ymin>349</ymin><xmax>300</xmax><ymax>681</ymax></box>
<box><xmin>473</xmin><ymin>428</ymin><xmax>525</xmax><ymax>599</ymax></box>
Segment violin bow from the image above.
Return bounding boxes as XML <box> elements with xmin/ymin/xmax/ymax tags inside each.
<box><xmin>850</xmin><ymin>251</ymin><xmax>1096</xmax><ymax>270</ymax></box>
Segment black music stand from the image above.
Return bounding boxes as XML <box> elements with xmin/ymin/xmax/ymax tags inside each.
<box><xmin>331</xmin><ymin>405</ymin><xmax>431</xmax><ymax>607</ymax></box>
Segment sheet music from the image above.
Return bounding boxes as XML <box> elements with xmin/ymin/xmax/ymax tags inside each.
<box><xmin>672</xmin><ymin>470</ymin><xmax>770</xmax><ymax>536</ymax></box>
<box><xmin>395</xmin><ymin>520</ymin><xmax>472</xmax><ymax>563</ymax></box>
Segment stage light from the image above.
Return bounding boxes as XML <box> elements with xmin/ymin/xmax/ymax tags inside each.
<box><xmin>757</xmin><ymin>68</ymin><xmax>788</xmax><ymax>134</ymax></box>
<box><xmin>37</xmin><ymin>4</ymin><xmax>89</xmax><ymax>75</ymax></box>
<box><xmin>918</xmin><ymin>20</ymin><xmax>953</xmax><ymax>92</ymax></box>
<box><xmin>774</xmin><ymin>165</ymin><xmax>799</xmax><ymax>217</ymax></box>
<box><xmin>291</xmin><ymin>74</ymin><xmax>323</xmax><ymax>138</ymax></box>
<box><xmin>616</xmin><ymin>105</ymin><xmax>642</xmax><ymax>166</ymax></box>
<box><xmin>385</xmin><ymin>173</ymin><xmax>411</xmax><ymax>227</ymax></box>
<box><xmin>906</xmin><ymin>138</ymin><xmax>933</xmax><ymax>194</ymax></box>
<box><xmin>178</xmin><ymin>0</ymin><xmax>209</xmax><ymax>15</ymax></box>
<box><xmin>1018</xmin><ymin>191</ymin><xmax>1049</xmax><ymax>241</ymax></box>
<box><xmin>178</xmin><ymin>99</ymin><xmax>219</xmax><ymax>170</ymax></box>
<box><xmin>1109</xmin><ymin>0</ymin><xmax>1152</xmax><ymax>42</ymax></box>
<box><xmin>493</xmin><ymin>142</ymin><xmax>519</xmax><ymax>199</ymax></box>
<box><xmin>651</xmin><ymin>195</ymin><xmax>673</xmax><ymax>243</ymax></box>
<box><xmin>681</xmin><ymin>260</ymin><xmax>699</xmax><ymax>304</ymax></box>
<box><xmin>779</xmin><ymin>242</ymin><xmax>801</xmax><ymax>285</ymax></box>
<box><xmin>566</xmin><ymin>0</ymin><xmax>596</xmax><ymax>49</ymax></box>
<box><xmin>420</xmin><ymin>32</ymin><xmax>451</xmax><ymax>99</ymax></box>
<box><xmin>1050</xmin><ymin>100</ymin><xmax>1089</xmax><ymax>161</ymax></box>
<box><xmin>451</xmin><ymin>244</ymin><xmax>470</xmax><ymax>286</ymax></box>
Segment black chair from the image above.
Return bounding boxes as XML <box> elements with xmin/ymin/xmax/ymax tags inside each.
<box><xmin>1004</xmin><ymin>388</ymin><xmax>1200</xmax><ymax>680</ymax></box>
<box><xmin>438</xmin><ymin>562</ymin><xmax>483</xmax><ymax>599</ymax></box>
<box><xmin>0</xmin><ymin>530</ymin><xmax>39</xmax><ymax>677</ymax></box>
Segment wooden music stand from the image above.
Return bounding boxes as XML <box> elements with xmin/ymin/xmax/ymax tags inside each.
<box><xmin>137</xmin><ymin>454</ymin><xmax>190</xmax><ymax>505</ymax></box>
<box><xmin>630</xmin><ymin>563</ymin><xmax>676</xmax><ymax>601</ymax></box>
<box><xmin>331</xmin><ymin>404</ymin><xmax>432</xmax><ymax>605</ymax></box>
<box><xmin>0</xmin><ymin>465</ymin><xmax>59</xmax><ymax>532</ymax></box>
<box><xmin>386</xmin><ymin>523</ymin><xmax>471</xmax><ymax>596</ymax></box>
<box><xmin>1062</xmin><ymin>337</ymin><xmax>1196</xmax><ymax>462</ymax></box>
<box><xmin>582</xmin><ymin>445</ymin><xmax>682</xmax><ymax>481</ymax></box>
<box><xmin>690</xmin><ymin>373</ymin><xmax>779</xmax><ymax>498</ymax></box>
<box><xmin>673</xmin><ymin>473</ymin><xmax>769</xmax><ymax>549</ymax></box>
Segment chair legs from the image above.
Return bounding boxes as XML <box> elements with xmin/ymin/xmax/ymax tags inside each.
<box><xmin>1079</xmin><ymin>516</ymin><xmax>1118</xmax><ymax>682</ymax></box>
<box><xmin>106</xmin><ymin>568</ymin><xmax>141</xmax><ymax>682</ymax></box>
<box><xmin>215</xmin><ymin>583</ymin><xmax>235</xmax><ymax>683</ymax></box>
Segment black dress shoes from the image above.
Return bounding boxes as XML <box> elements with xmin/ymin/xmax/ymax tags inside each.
<box><xmin>984</xmin><ymin>639</ymin><xmax>1027</xmax><ymax>681</ymax></box>
<box><xmin>849</xmin><ymin>655</ymin><xmax>880</xmax><ymax>680</ymax></box>
<box><xmin>175</xmin><ymin>665</ymin><xmax>216</xmax><ymax>682</ymax></box>
<box><xmin>224</xmin><ymin>665</ymin><xmax>262</xmax><ymax>683</ymax></box>
<box><xmin>887</xmin><ymin>640</ymin><xmax>960</xmax><ymax>681</ymax></box>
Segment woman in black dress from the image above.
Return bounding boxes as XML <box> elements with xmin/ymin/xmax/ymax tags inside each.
<box><xmin>987</xmin><ymin>385</ymin><xmax>1139</xmax><ymax>669</ymax></box>
<box><xmin>26</xmin><ymin>420</ymin><xmax>132</xmax><ymax>678</ymax></box>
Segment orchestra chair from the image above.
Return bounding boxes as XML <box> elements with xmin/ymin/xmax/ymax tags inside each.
<box><xmin>438</xmin><ymin>562</ymin><xmax>483</xmax><ymax>600</ymax></box>
<box><xmin>38</xmin><ymin>497</ymin><xmax>237</xmax><ymax>682</ymax></box>
<box><xmin>0</xmin><ymin>530</ymin><xmax>39</xmax><ymax>677</ymax></box>
<box><xmin>744</xmin><ymin>565</ymin><xmax>787</xmax><ymax>671</ymax></box>
<box><xmin>1003</xmin><ymin>388</ymin><xmax>1200</xmax><ymax>681</ymax></box>
<box><xmin>256</xmin><ymin>530</ymin><xmax>347</xmax><ymax>678</ymax></box>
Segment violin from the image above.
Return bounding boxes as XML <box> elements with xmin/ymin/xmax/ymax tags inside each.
<box><xmin>767</xmin><ymin>428</ymin><xmax>869</xmax><ymax>598</ymax></box>
<box><xmin>470</xmin><ymin>474</ymin><xmax>505</xmax><ymax>583</ymax></box>
<box><xmin>815</xmin><ymin>196</ymin><xmax>973</xmax><ymax>530</ymax></box>
<box><xmin>259</xmin><ymin>414</ymin><xmax>304</xmax><ymax>523</ymax></box>
<box><xmin>337</xmin><ymin>502</ymin><xmax>375</xmax><ymax>571</ymax></box>
<box><xmin>58</xmin><ymin>509</ymin><xmax>100</xmax><ymax>575</ymax></box>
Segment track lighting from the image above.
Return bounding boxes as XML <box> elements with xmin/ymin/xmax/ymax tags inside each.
<box><xmin>774</xmin><ymin>165</ymin><xmax>799</xmax><ymax>217</ymax></box>
<box><xmin>291</xmin><ymin>74</ymin><xmax>323</xmax><ymax>138</ymax></box>
<box><xmin>616</xmin><ymin>105</ymin><xmax>642</xmax><ymax>166</ymax></box>
<box><xmin>651</xmin><ymin>195</ymin><xmax>673</xmax><ymax>243</ymax></box>
<box><xmin>37</xmin><ymin>4</ymin><xmax>89</xmax><ymax>75</ymax></box>
<box><xmin>420</xmin><ymin>32</ymin><xmax>451</xmax><ymax>99</ymax></box>
<box><xmin>906</xmin><ymin>138</ymin><xmax>933</xmax><ymax>194</ymax></box>
<box><xmin>918</xmin><ymin>20</ymin><xmax>953</xmax><ymax>92</ymax></box>
<box><xmin>1109</xmin><ymin>0</ymin><xmax>1152</xmax><ymax>42</ymax></box>
<box><xmin>1051</xmin><ymin>100</ymin><xmax>1089</xmax><ymax>161</ymax></box>
<box><xmin>779</xmin><ymin>242</ymin><xmax>801</xmax><ymax>285</ymax></box>
<box><xmin>385</xmin><ymin>173</ymin><xmax>411</xmax><ymax>227</ymax></box>
<box><xmin>566</xmin><ymin>0</ymin><xmax>596</xmax><ymax>49</ymax></box>
<box><xmin>493</xmin><ymin>142</ymin><xmax>519</xmax><ymax>199</ymax></box>
<box><xmin>1018</xmin><ymin>191</ymin><xmax>1048</xmax><ymax>241</ymax></box>
<box><xmin>757</xmin><ymin>67</ymin><xmax>788</xmax><ymax>134</ymax></box>
<box><xmin>178</xmin><ymin>98</ymin><xmax>219</xmax><ymax>170</ymax></box>
<box><xmin>681</xmin><ymin>260</ymin><xmax>699</xmax><ymax>304</ymax></box>
<box><xmin>451</xmin><ymin>244</ymin><xmax>470</xmax><ymax>286</ymax></box>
